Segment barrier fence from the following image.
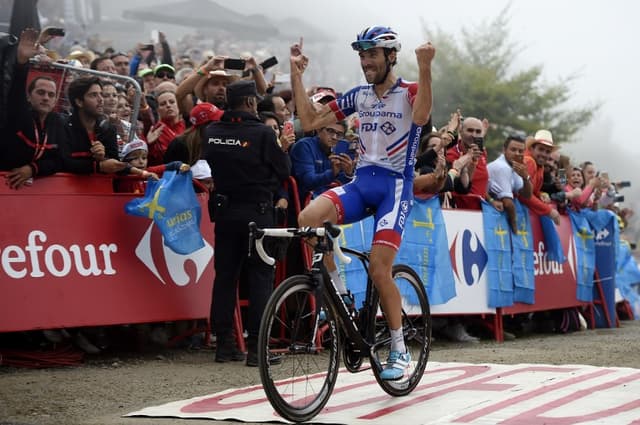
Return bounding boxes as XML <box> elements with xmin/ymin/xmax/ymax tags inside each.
<box><xmin>1</xmin><ymin>174</ymin><xmax>635</xmax><ymax>341</ymax></box>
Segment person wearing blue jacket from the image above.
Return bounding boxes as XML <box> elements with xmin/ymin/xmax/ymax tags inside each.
<box><xmin>289</xmin><ymin>120</ymin><xmax>356</xmax><ymax>204</ymax></box>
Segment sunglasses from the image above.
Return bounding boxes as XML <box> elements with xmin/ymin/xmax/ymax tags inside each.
<box><xmin>323</xmin><ymin>127</ymin><xmax>345</xmax><ymax>138</ymax></box>
<box><xmin>155</xmin><ymin>71</ymin><xmax>175</xmax><ymax>79</ymax></box>
<box><xmin>351</xmin><ymin>40</ymin><xmax>378</xmax><ymax>51</ymax></box>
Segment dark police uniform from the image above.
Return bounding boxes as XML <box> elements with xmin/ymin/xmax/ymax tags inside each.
<box><xmin>202</xmin><ymin>81</ymin><xmax>290</xmax><ymax>361</ymax></box>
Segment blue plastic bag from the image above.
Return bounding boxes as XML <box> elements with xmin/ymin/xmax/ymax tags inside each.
<box><xmin>125</xmin><ymin>170</ymin><xmax>205</xmax><ymax>254</ymax></box>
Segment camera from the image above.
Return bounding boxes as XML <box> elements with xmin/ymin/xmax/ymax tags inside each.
<box><xmin>614</xmin><ymin>195</ymin><xmax>625</xmax><ymax>203</ymax></box>
<box><xmin>616</xmin><ymin>181</ymin><xmax>631</xmax><ymax>188</ymax></box>
<box><xmin>550</xmin><ymin>191</ymin><xmax>566</xmax><ymax>203</ymax></box>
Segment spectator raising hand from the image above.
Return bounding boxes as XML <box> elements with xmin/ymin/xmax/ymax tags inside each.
<box><xmin>17</xmin><ymin>28</ymin><xmax>47</xmax><ymax>65</ymax></box>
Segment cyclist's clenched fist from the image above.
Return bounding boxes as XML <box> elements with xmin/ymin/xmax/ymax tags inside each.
<box><xmin>415</xmin><ymin>41</ymin><xmax>436</xmax><ymax>66</ymax></box>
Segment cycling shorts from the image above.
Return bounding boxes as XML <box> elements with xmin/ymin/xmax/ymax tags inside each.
<box><xmin>322</xmin><ymin>165</ymin><xmax>414</xmax><ymax>251</ymax></box>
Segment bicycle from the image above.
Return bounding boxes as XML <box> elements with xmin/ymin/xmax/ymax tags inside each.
<box><xmin>249</xmin><ymin>221</ymin><xmax>432</xmax><ymax>423</ymax></box>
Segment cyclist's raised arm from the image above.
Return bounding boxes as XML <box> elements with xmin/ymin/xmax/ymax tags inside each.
<box><xmin>411</xmin><ymin>41</ymin><xmax>436</xmax><ymax>127</ymax></box>
<box><xmin>290</xmin><ymin>42</ymin><xmax>339</xmax><ymax>132</ymax></box>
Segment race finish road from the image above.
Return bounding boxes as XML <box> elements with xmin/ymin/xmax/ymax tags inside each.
<box><xmin>2</xmin><ymin>320</ymin><xmax>639</xmax><ymax>425</ymax></box>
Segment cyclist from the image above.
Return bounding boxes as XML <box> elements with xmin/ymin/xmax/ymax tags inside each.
<box><xmin>290</xmin><ymin>26</ymin><xmax>435</xmax><ymax>380</ymax></box>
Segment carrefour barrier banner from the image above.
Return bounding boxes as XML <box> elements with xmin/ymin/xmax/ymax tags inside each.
<box><xmin>436</xmin><ymin>209</ymin><xmax>495</xmax><ymax>314</ymax></box>
<box><xmin>568</xmin><ymin>210</ymin><xmax>596</xmax><ymax>302</ymax></box>
<box><xmin>512</xmin><ymin>201</ymin><xmax>535</xmax><ymax>304</ymax></box>
<box><xmin>481</xmin><ymin>201</ymin><xmax>514</xmax><ymax>308</ymax></box>
<box><xmin>0</xmin><ymin>177</ymin><xmax>214</xmax><ymax>332</ymax></box>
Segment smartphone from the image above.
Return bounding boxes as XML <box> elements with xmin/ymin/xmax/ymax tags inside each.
<box><xmin>558</xmin><ymin>168</ymin><xmax>567</xmax><ymax>185</ymax></box>
<box><xmin>224</xmin><ymin>58</ymin><xmax>246</xmax><ymax>70</ymax></box>
<box><xmin>472</xmin><ymin>136</ymin><xmax>484</xmax><ymax>151</ymax></box>
<box><xmin>617</xmin><ymin>181</ymin><xmax>631</xmax><ymax>188</ymax></box>
<box><xmin>140</xmin><ymin>44</ymin><xmax>154</xmax><ymax>51</ymax></box>
<box><xmin>283</xmin><ymin>121</ymin><xmax>294</xmax><ymax>136</ymax></box>
<box><xmin>260</xmin><ymin>56</ymin><xmax>278</xmax><ymax>70</ymax></box>
<box><xmin>45</xmin><ymin>27</ymin><xmax>65</xmax><ymax>37</ymax></box>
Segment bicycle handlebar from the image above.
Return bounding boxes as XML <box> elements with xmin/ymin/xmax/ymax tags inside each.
<box><xmin>248</xmin><ymin>222</ymin><xmax>352</xmax><ymax>266</ymax></box>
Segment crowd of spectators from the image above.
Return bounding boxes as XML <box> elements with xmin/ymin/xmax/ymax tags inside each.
<box><xmin>1</xmin><ymin>25</ymin><xmax>635</xmax><ymax>353</ymax></box>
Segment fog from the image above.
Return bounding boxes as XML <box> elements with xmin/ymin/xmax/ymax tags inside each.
<box><xmin>72</xmin><ymin>0</ymin><xmax>640</xmax><ymax>241</ymax></box>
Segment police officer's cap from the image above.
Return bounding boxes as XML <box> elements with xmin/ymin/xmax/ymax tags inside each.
<box><xmin>226</xmin><ymin>80</ymin><xmax>263</xmax><ymax>103</ymax></box>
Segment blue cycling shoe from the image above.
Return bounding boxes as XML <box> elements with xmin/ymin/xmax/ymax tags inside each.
<box><xmin>379</xmin><ymin>350</ymin><xmax>411</xmax><ymax>380</ymax></box>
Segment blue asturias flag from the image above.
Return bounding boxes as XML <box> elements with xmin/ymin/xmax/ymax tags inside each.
<box><xmin>339</xmin><ymin>218</ymin><xmax>372</xmax><ymax>306</ymax></box>
<box><xmin>617</xmin><ymin>240</ymin><xmax>640</xmax><ymax>319</ymax></box>
<box><xmin>540</xmin><ymin>215</ymin><xmax>566</xmax><ymax>263</ymax></box>
<box><xmin>568</xmin><ymin>209</ymin><xmax>596</xmax><ymax>302</ymax></box>
<box><xmin>481</xmin><ymin>200</ymin><xmax>514</xmax><ymax>307</ymax></box>
<box><xmin>511</xmin><ymin>200</ymin><xmax>535</xmax><ymax>304</ymax></box>
<box><xmin>125</xmin><ymin>170</ymin><xmax>204</xmax><ymax>255</ymax></box>
<box><xmin>396</xmin><ymin>197</ymin><xmax>456</xmax><ymax>305</ymax></box>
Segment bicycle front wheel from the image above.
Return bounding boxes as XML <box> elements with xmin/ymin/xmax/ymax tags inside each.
<box><xmin>258</xmin><ymin>275</ymin><xmax>340</xmax><ymax>423</ymax></box>
<box><xmin>368</xmin><ymin>264</ymin><xmax>431</xmax><ymax>396</ymax></box>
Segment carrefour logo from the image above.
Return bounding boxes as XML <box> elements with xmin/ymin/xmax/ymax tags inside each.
<box><xmin>449</xmin><ymin>229</ymin><xmax>487</xmax><ymax>286</ymax></box>
<box><xmin>135</xmin><ymin>223</ymin><xmax>213</xmax><ymax>286</ymax></box>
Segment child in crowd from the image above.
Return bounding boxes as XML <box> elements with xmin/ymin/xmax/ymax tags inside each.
<box><xmin>114</xmin><ymin>139</ymin><xmax>190</xmax><ymax>193</ymax></box>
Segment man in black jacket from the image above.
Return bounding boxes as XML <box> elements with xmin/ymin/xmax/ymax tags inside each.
<box><xmin>62</xmin><ymin>76</ymin><xmax>124</xmax><ymax>174</ymax></box>
<box><xmin>202</xmin><ymin>80</ymin><xmax>290</xmax><ymax>366</ymax></box>
<box><xmin>1</xmin><ymin>28</ymin><xmax>63</xmax><ymax>189</ymax></box>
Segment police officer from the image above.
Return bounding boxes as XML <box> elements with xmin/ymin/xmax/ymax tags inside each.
<box><xmin>203</xmin><ymin>80</ymin><xmax>290</xmax><ymax>366</ymax></box>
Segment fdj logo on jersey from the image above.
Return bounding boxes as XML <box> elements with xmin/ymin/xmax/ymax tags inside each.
<box><xmin>361</xmin><ymin>122</ymin><xmax>378</xmax><ymax>132</ymax></box>
<box><xmin>360</xmin><ymin>121</ymin><xmax>397</xmax><ymax>135</ymax></box>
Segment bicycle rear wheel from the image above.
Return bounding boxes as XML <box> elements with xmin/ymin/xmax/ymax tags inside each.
<box><xmin>258</xmin><ymin>275</ymin><xmax>340</xmax><ymax>423</ymax></box>
<box><xmin>368</xmin><ymin>264</ymin><xmax>431</xmax><ymax>396</ymax></box>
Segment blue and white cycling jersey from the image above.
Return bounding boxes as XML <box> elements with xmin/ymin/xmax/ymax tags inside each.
<box><xmin>329</xmin><ymin>78</ymin><xmax>422</xmax><ymax>180</ymax></box>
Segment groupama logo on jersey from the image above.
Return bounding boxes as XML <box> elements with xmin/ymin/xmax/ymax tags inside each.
<box><xmin>449</xmin><ymin>229</ymin><xmax>487</xmax><ymax>286</ymax></box>
<box><xmin>135</xmin><ymin>222</ymin><xmax>213</xmax><ymax>286</ymax></box>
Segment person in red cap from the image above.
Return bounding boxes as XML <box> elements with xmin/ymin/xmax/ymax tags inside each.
<box><xmin>163</xmin><ymin>102</ymin><xmax>223</xmax><ymax>166</ymax></box>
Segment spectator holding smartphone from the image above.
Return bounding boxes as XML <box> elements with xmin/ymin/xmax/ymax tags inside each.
<box><xmin>487</xmin><ymin>135</ymin><xmax>532</xmax><ymax>232</ymax></box>
<box><xmin>289</xmin><ymin>120</ymin><xmax>355</xmax><ymax>204</ymax></box>
<box><xmin>445</xmin><ymin>116</ymin><xmax>488</xmax><ymax>209</ymax></box>
<box><xmin>520</xmin><ymin>130</ymin><xmax>561</xmax><ymax>224</ymax></box>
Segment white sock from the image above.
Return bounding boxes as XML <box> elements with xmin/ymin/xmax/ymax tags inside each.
<box><xmin>328</xmin><ymin>269</ymin><xmax>348</xmax><ymax>295</ymax></box>
<box><xmin>390</xmin><ymin>327</ymin><xmax>406</xmax><ymax>354</ymax></box>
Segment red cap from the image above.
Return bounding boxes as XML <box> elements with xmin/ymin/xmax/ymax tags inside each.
<box><xmin>189</xmin><ymin>102</ymin><xmax>223</xmax><ymax>127</ymax></box>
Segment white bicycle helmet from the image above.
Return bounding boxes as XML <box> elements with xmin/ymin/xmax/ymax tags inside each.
<box><xmin>351</xmin><ymin>26</ymin><xmax>401</xmax><ymax>52</ymax></box>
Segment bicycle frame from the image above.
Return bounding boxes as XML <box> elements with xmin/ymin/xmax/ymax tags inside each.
<box><xmin>250</xmin><ymin>222</ymin><xmax>385</xmax><ymax>372</ymax></box>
